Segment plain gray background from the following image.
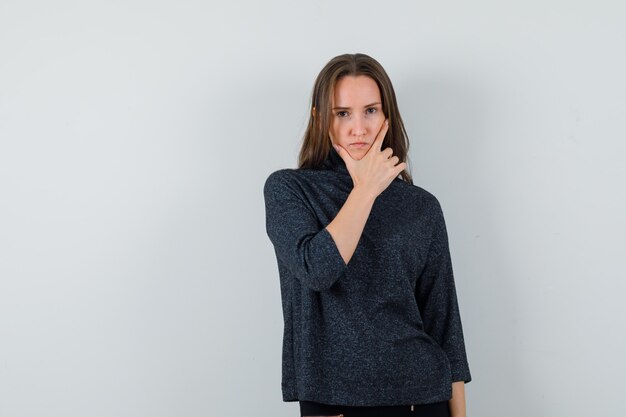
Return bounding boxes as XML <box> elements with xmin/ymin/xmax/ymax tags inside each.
<box><xmin>1</xmin><ymin>1</ymin><xmax>625</xmax><ymax>416</ymax></box>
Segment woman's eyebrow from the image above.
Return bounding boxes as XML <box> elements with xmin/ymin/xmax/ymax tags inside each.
<box><xmin>332</xmin><ymin>102</ymin><xmax>381</xmax><ymax>110</ymax></box>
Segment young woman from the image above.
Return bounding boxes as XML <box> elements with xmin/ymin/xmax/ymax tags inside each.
<box><xmin>263</xmin><ymin>53</ymin><xmax>472</xmax><ymax>417</ymax></box>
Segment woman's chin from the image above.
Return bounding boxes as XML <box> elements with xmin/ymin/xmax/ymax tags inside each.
<box><xmin>348</xmin><ymin>149</ymin><xmax>368</xmax><ymax>160</ymax></box>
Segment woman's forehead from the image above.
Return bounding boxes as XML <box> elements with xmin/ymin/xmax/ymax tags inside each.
<box><xmin>332</xmin><ymin>75</ymin><xmax>381</xmax><ymax>107</ymax></box>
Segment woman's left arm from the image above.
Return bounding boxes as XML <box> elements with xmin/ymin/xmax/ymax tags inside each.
<box><xmin>415</xmin><ymin>198</ymin><xmax>472</xmax><ymax>410</ymax></box>
<box><xmin>449</xmin><ymin>381</ymin><xmax>466</xmax><ymax>417</ymax></box>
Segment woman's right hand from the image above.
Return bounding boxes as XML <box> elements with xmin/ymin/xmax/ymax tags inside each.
<box><xmin>333</xmin><ymin>119</ymin><xmax>407</xmax><ymax>199</ymax></box>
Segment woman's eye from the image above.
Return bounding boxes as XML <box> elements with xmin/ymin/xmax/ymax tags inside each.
<box><xmin>337</xmin><ymin>111</ymin><xmax>348</xmax><ymax>117</ymax></box>
<box><xmin>367</xmin><ymin>107</ymin><xmax>377</xmax><ymax>114</ymax></box>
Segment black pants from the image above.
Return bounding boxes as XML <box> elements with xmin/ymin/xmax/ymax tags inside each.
<box><xmin>299</xmin><ymin>400</ymin><xmax>450</xmax><ymax>417</ymax></box>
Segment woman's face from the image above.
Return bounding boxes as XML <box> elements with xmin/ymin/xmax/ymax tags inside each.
<box><xmin>328</xmin><ymin>75</ymin><xmax>385</xmax><ymax>160</ymax></box>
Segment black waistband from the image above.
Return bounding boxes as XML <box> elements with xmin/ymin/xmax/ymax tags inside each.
<box><xmin>299</xmin><ymin>400</ymin><xmax>450</xmax><ymax>417</ymax></box>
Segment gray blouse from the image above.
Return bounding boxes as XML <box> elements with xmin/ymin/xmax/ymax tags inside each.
<box><xmin>263</xmin><ymin>147</ymin><xmax>472</xmax><ymax>406</ymax></box>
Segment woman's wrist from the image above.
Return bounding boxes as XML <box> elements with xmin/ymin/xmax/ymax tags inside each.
<box><xmin>351</xmin><ymin>184</ymin><xmax>378</xmax><ymax>204</ymax></box>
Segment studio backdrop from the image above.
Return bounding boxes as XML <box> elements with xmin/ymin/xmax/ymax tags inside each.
<box><xmin>1</xmin><ymin>1</ymin><xmax>625</xmax><ymax>416</ymax></box>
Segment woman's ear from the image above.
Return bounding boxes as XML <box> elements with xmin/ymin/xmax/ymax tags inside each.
<box><xmin>311</xmin><ymin>107</ymin><xmax>316</xmax><ymax>117</ymax></box>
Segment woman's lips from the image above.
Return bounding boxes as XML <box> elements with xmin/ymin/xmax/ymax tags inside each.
<box><xmin>350</xmin><ymin>142</ymin><xmax>368</xmax><ymax>148</ymax></box>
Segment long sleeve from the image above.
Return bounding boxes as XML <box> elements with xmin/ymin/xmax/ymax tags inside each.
<box><xmin>415</xmin><ymin>199</ymin><xmax>472</xmax><ymax>383</ymax></box>
<box><xmin>263</xmin><ymin>170</ymin><xmax>348</xmax><ymax>292</ymax></box>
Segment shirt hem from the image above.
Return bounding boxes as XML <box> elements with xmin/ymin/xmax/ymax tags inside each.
<box><xmin>282</xmin><ymin>388</ymin><xmax>452</xmax><ymax>406</ymax></box>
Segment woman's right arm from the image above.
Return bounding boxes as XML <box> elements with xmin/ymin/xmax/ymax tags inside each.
<box><xmin>264</xmin><ymin>170</ymin><xmax>349</xmax><ymax>292</ymax></box>
<box><xmin>263</xmin><ymin>173</ymin><xmax>378</xmax><ymax>292</ymax></box>
<box><xmin>327</xmin><ymin>119</ymin><xmax>406</xmax><ymax>265</ymax></box>
<box><xmin>324</xmin><ymin>185</ymin><xmax>376</xmax><ymax>265</ymax></box>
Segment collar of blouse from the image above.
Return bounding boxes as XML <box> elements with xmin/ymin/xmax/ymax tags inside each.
<box><xmin>322</xmin><ymin>146</ymin><xmax>349</xmax><ymax>175</ymax></box>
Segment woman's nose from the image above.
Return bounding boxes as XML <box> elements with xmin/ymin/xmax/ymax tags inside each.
<box><xmin>351</xmin><ymin>115</ymin><xmax>367</xmax><ymax>135</ymax></box>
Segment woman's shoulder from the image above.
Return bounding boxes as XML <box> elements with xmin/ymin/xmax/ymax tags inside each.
<box><xmin>263</xmin><ymin>168</ymin><xmax>294</xmax><ymax>195</ymax></box>
<box><xmin>395</xmin><ymin>180</ymin><xmax>442</xmax><ymax>206</ymax></box>
<box><xmin>264</xmin><ymin>166</ymin><xmax>337</xmax><ymax>190</ymax></box>
<box><xmin>264</xmin><ymin>167</ymin><xmax>294</xmax><ymax>183</ymax></box>
<box><xmin>263</xmin><ymin>168</ymin><xmax>313</xmax><ymax>197</ymax></box>
<box><xmin>390</xmin><ymin>181</ymin><xmax>447</xmax><ymax>226</ymax></box>
<box><xmin>263</xmin><ymin>167</ymin><xmax>310</xmax><ymax>185</ymax></box>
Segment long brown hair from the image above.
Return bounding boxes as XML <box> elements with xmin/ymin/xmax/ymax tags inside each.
<box><xmin>298</xmin><ymin>53</ymin><xmax>413</xmax><ymax>184</ymax></box>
